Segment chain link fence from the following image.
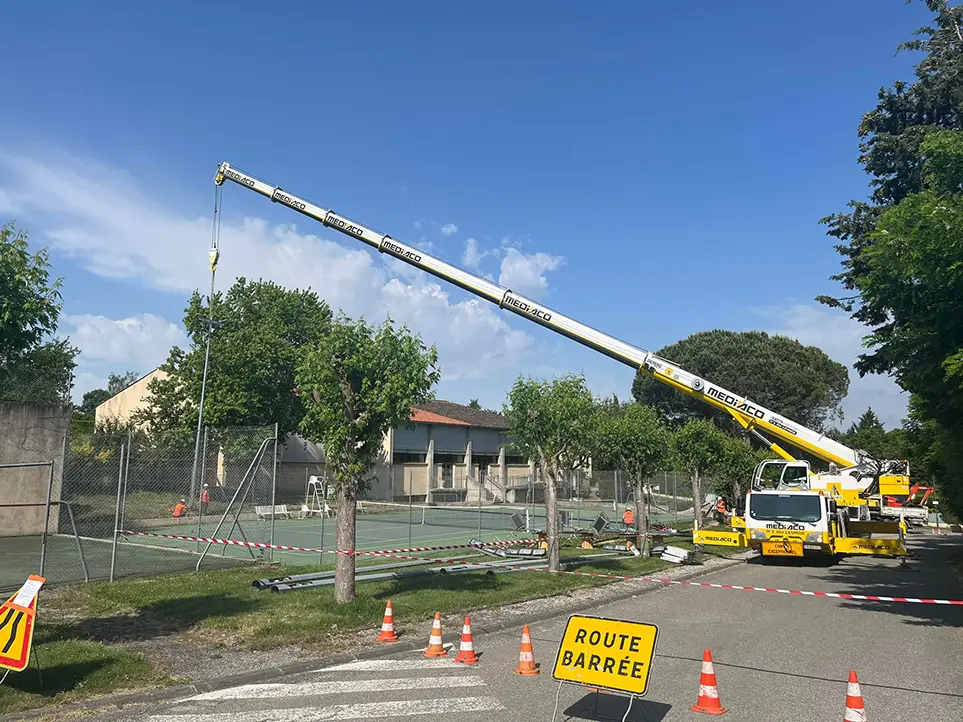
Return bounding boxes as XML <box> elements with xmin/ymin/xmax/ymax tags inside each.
<box><xmin>1</xmin><ymin>419</ymin><xmax>278</xmax><ymax>592</ymax></box>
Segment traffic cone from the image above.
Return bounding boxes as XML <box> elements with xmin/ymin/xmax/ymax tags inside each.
<box><xmin>689</xmin><ymin>649</ymin><xmax>727</xmax><ymax>715</ymax></box>
<box><xmin>844</xmin><ymin>670</ymin><xmax>867</xmax><ymax>721</ymax></box>
<box><xmin>453</xmin><ymin>617</ymin><xmax>479</xmax><ymax>664</ymax></box>
<box><xmin>376</xmin><ymin>600</ymin><xmax>398</xmax><ymax>642</ymax></box>
<box><xmin>424</xmin><ymin>612</ymin><xmax>447</xmax><ymax>657</ymax></box>
<box><xmin>514</xmin><ymin>624</ymin><xmax>539</xmax><ymax>675</ymax></box>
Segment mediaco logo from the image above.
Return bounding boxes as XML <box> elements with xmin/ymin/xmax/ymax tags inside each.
<box><xmin>226</xmin><ymin>169</ymin><xmax>254</xmax><ymax>187</ymax></box>
<box><xmin>272</xmin><ymin>191</ymin><xmax>306</xmax><ymax>211</ymax></box>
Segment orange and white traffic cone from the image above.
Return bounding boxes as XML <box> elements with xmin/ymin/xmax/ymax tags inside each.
<box><xmin>424</xmin><ymin>612</ymin><xmax>448</xmax><ymax>657</ymax></box>
<box><xmin>453</xmin><ymin>617</ymin><xmax>479</xmax><ymax>664</ymax></box>
<box><xmin>514</xmin><ymin>624</ymin><xmax>539</xmax><ymax>675</ymax></box>
<box><xmin>376</xmin><ymin>600</ymin><xmax>398</xmax><ymax>643</ymax></box>
<box><xmin>844</xmin><ymin>670</ymin><xmax>867</xmax><ymax>721</ymax></box>
<box><xmin>690</xmin><ymin>649</ymin><xmax>727</xmax><ymax>715</ymax></box>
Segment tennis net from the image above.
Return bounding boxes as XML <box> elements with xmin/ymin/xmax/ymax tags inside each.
<box><xmin>359</xmin><ymin>501</ymin><xmax>532</xmax><ymax>533</ymax></box>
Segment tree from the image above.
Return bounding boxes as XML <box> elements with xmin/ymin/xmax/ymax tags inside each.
<box><xmin>596</xmin><ymin>403</ymin><xmax>672</xmax><ymax>554</ymax></box>
<box><xmin>0</xmin><ymin>222</ymin><xmax>77</xmax><ymax>404</ymax></box>
<box><xmin>136</xmin><ymin>278</ymin><xmax>332</xmax><ymax>442</ymax></box>
<box><xmin>711</xmin><ymin>436</ymin><xmax>767</xmax><ymax>503</ymax></box>
<box><xmin>108</xmin><ymin>371</ymin><xmax>139</xmax><ymax>395</ymax></box>
<box><xmin>819</xmin><ymin>1</ymin><xmax>963</xmax><ymax>316</ymax></box>
<box><xmin>504</xmin><ymin>373</ymin><xmax>597</xmax><ymax>571</ymax></box>
<box><xmin>840</xmin><ymin>130</ymin><xmax>963</xmax><ymax>428</ymax></box>
<box><xmin>467</xmin><ymin>398</ymin><xmax>481</xmax><ymax>409</ymax></box>
<box><xmin>671</xmin><ymin>419</ymin><xmax>729</xmax><ymax>530</ymax></box>
<box><xmin>296</xmin><ymin>315</ymin><xmax>440</xmax><ymax>603</ymax></box>
<box><xmin>632</xmin><ymin>330</ymin><xmax>849</xmax><ymax>431</ymax></box>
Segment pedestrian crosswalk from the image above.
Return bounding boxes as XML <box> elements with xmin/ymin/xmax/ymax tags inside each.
<box><xmin>145</xmin><ymin>658</ymin><xmax>506</xmax><ymax>722</ymax></box>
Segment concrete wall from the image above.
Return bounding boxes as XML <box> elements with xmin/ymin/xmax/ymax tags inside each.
<box><xmin>0</xmin><ymin>402</ymin><xmax>70</xmax><ymax>537</ymax></box>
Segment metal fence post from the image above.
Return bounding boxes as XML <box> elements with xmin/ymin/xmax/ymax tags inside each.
<box><xmin>269</xmin><ymin>423</ymin><xmax>278</xmax><ymax>561</ymax></box>
<box><xmin>109</xmin><ymin>443</ymin><xmax>125</xmax><ymax>583</ymax></box>
<box><xmin>38</xmin><ymin>461</ymin><xmax>55</xmax><ymax>578</ymax></box>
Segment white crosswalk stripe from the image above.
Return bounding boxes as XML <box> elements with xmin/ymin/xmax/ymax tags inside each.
<box><xmin>148</xmin><ymin>658</ymin><xmax>505</xmax><ymax>722</ymax></box>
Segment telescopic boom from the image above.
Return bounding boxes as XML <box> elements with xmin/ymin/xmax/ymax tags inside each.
<box><xmin>214</xmin><ymin>162</ymin><xmax>867</xmax><ymax>471</ymax></box>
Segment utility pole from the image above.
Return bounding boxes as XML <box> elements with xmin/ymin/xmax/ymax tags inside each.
<box><xmin>190</xmin><ymin>187</ymin><xmax>223</xmax><ymax>502</ymax></box>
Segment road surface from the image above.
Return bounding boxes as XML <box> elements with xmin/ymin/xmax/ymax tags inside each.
<box><xmin>73</xmin><ymin>535</ymin><xmax>963</xmax><ymax>722</ymax></box>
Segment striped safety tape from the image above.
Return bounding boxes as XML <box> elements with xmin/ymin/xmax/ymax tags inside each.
<box><xmin>117</xmin><ymin>530</ymin><xmax>963</xmax><ymax>606</ymax></box>
<box><xmin>117</xmin><ymin>530</ymin><xmax>535</xmax><ymax>556</ymax></box>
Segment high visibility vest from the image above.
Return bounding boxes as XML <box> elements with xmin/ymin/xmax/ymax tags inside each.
<box><xmin>717</xmin><ymin>499</ymin><xmax>726</xmax><ymax>513</ymax></box>
<box><xmin>173</xmin><ymin>503</ymin><xmax>187</xmax><ymax>517</ymax></box>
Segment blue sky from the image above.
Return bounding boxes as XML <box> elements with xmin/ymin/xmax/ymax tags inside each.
<box><xmin>1</xmin><ymin>1</ymin><xmax>934</xmax><ymax>428</ymax></box>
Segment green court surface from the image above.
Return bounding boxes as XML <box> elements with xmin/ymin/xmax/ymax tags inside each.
<box><xmin>1</xmin><ymin>500</ymin><xmax>690</xmax><ymax>591</ymax></box>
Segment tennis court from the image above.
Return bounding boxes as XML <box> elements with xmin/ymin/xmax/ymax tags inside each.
<box><xmin>2</xmin><ymin>497</ymin><xmax>691</xmax><ymax>591</ymax></box>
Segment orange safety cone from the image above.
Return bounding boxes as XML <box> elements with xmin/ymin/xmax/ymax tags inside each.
<box><xmin>376</xmin><ymin>600</ymin><xmax>398</xmax><ymax>642</ymax></box>
<box><xmin>453</xmin><ymin>617</ymin><xmax>479</xmax><ymax>664</ymax></box>
<box><xmin>424</xmin><ymin>612</ymin><xmax>448</xmax><ymax>657</ymax></box>
<box><xmin>690</xmin><ymin>649</ymin><xmax>727</xmax><ymax>715</ymax></box>
<box><xmin>514</xmin><ymin>624</ymin><xmax>540</xmax><ymax>675</ymax></box>
<box><xmin>844</xmin><ymin>670</ymin><xmax>867</xmax><ymax>721</ymax></box>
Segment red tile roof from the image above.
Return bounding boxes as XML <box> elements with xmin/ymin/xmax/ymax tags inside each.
<box><xmin>409</xmin><ymin>408</ymin><xmax>470</xmax><ymax>425</ymax></box>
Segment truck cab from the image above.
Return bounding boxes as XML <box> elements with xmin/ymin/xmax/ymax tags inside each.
<box><xmin>744</xmin><ymin>489</ymin><xmax>834</xmax><ymax>557</ymax></box>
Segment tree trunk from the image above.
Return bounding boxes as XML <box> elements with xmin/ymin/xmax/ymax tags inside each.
<box><xmin>335</xmin><ymin>479</ymin><xmax>358</xmax><ymax>604</ymax></box>
<box><xmin>691</xmin><ymin>470</ymin><xmax>702</xmax><ymax>531</ymax></box>
<box><xmin>544</xmin><ymin>466</ymin><xmax>561</xmax><ymax>572</ymax></box>
<box><xmin>632</xmin><ymin>473</ymin><xmax>648</xmax><ymax>557</ymax></box>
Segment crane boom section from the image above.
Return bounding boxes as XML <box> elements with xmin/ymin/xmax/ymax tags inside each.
<box><xmin>214</xmin><ymin>162</ymin><xmax>860</xmax><ymax>469</ymax></box>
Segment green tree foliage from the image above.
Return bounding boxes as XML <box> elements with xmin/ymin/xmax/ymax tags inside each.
<box><xmin>136</xmin><ymin>278</ymin><xmax>332</xmax><ymax>446</ymax></box>
<box><xmin>107</xmin><ymin>371</ymin><xmax>139</xmax><ymax>395</ymax></box>
<box><xmin>467</xmin><ymin>398</ymin><xmax>481</xmax><ymax>409</ymax></box>
<box><xmin>712</xmin><ymin>437</ymin><xmax>768</xmax><ymax>503</ymax></box>
<box><xmin>671</xmin><ymin>419</ymin><xmax>729</xmax><ymax>529</ymax></box>
<box><xmin>0</xmin><ymin>222</ymin><xmax>77</xmax><ymax>404</ymax></box>
<box><xmin>503</xmin><ymin>373</ymin><xmax>597</xmax><ymax>571</ymax></box>
<box><xmin>296</xmin><ymin>315</ymin><xmax>440</xmax><ymax>603</ymax></box>
<box><xmin>631</xmin><ymin>330</ymin><xmax>849</xmax><ymax>431</ymax></box>
<box><xmin>846</xmin><ymin>130</ymin><xmax>963</xmax><ymax>427</ymax></box>
<box><xmin>595</xmin><ymin>403</ymin><xmax>672</xmax><ymax>554</ymax></box>
<box><xmin>819</xmin><ymin>2</ymin><xmax>963</xmax><ymax>519</ymax></box>
<box><xmin>819</xmin><ymin>1</ymin><xmax>963</xmax><ymax>314</ymax></box>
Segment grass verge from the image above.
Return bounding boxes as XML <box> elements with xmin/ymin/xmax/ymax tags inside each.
<box><xmin>1</xmin><ymin>538</ymin><xmax>744</xmax><ymax>715</ymax></box>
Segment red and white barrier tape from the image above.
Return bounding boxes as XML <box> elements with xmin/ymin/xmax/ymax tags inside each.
<box><xmin>118</xmin><ymin>530</ymin><xmax>963</xmax><ymax>606</ymax></box>
<box><xmin>117</xmin><ymin>530</ymin><xmax>535</xmax><ymax>557</ymax></box>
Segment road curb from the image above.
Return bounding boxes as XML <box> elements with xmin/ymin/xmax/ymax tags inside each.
<box><xmin>2</xmin><ymin>551</ymin><xmax>749</xmax><ymax>721</ymax></box>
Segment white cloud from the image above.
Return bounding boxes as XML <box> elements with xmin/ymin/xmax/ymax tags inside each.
<box><xmin>0</xmin><ymin>150</ymin><xmax>539</xmax><ymax>387</ymax></box>
<box><xmin>753</xmin><ymin>302</ymin><xmax>909</xmax><ymax>429</ymax></box>
<box><xmin>440</xmin><ymin>223</ymin><xmax>458</xmax><ymax>236</ymax></box>
<box><xmin>63</xmin><ymin>313</ymin><xmax>188</xmax><ymax>367</ymax></box>
<box><xmin>498</xmin><ymin>247</ymin><xmax>566</xmax><ymax>300</ymax></box>
<box><xmin>462</xmin><ymin>237</ymin><xmax>486</xmax><ymax>269</ymax></box>
<box><xmin>59</xmin><ymin>313</ymin><xmax>189</xmax><ymax>402</ymax></box>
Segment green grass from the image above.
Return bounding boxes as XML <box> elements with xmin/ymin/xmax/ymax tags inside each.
<box><xmin>0</xmin><ymin>624</ymin><xmax>176</xmax><ymax>716</ymax></box>
<box><xmin>2</xmin><ymin>537</ymin><xmax>744</xmax><ymax>715</ymax></box>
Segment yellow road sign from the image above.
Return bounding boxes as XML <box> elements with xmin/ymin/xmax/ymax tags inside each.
<box><xmin>0</xmin><ymin>575</ymin><xmax>45</xmax><ymax>673</ymax></box>
<box><xmin>552</xmin><ymin>614</ymin><xmax>658</xmax><ymax>695</ymax></box>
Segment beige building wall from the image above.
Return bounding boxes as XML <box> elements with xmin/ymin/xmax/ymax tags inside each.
<box><xmin>95</xmin><ymin>369</ymin><xmax>170</xmax><ymax>428</ymax></box>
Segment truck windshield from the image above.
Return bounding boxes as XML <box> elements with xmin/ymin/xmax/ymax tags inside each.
<box><xmin>748</xmin><ymin>494</ymin><xmax>822</xmax><ymax>523</ymax></box>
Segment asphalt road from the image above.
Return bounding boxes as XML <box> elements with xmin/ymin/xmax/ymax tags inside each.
<box><xmin>73</xmin><ymin>534</ymin><xmax>963</xmax><ymax>722</ymax></box>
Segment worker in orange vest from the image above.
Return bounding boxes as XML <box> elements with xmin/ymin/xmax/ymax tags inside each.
<box><xmin>622</xmin><ymin>506</ymin><xmax>634</xmax><ymax>526</ymax></box>
<box><xmin>200</xmin><ymin>483</ymin><xmax>210</xmax><ymax>510</ymax></box>
<box><xmin>715</xmin><ymin>496</ymin><xmax>728</xmax><ymax>524</ymax></box>
<box><xmin>170</xmin><ymin>499</ymin><xmax>188</xmax><ymax>518</ymax></box>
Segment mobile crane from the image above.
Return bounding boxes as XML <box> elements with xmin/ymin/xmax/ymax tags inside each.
<box><xmin>213</xmin><ymin>162</ymin><xmax>909</xmax><ymax>560</ymax></box>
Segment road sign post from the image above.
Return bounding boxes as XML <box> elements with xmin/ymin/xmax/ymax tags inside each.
<box><xmin>551</xmin><ymin>614</ymin><xmax>659</xmax><ymax>720</ymax></box>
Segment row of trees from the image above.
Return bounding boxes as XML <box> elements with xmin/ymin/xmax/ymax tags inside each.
<box><xmin>505</xmin><ymin>374</ymin><xmax>770</xmax><ymax>568</ymax></box>
<box><xmin>817</xmin><ymin>0</ymin><xmax>963</xmax><ymax>518</ymax></box>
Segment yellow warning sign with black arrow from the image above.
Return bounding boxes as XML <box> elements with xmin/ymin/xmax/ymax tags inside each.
<box><xmin>0</xmin><ymin>575</ymin><xmax>45</xmax><ymax>673</ymax></box>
